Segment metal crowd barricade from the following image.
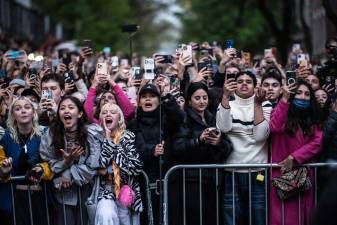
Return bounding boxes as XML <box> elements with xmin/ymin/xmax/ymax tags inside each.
<box><xmin>7</xmin><ymin>170</ymin><xmax>153</xmax><ymax>225</ymax></box>
<box><xmin>162</xmin><ymin>163</ymin><xmax>337</xmax><ymax>225</ymax></box>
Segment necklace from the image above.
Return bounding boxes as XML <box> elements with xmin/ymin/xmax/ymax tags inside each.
<box><xmin>18</xmin><ymin>133</ymin><xmax>31</xmax><ymax>154</ymax></box>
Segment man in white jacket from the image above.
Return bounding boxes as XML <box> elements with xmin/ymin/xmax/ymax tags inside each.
<box><xmin>216</xmin><ymin>70</ymin><xmax>272</xmax><ymax>225</ymax></box>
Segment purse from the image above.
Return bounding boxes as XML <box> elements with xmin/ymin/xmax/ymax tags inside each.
<box><xmin>85</xmin><ymin>176</ymin><xmax>100</xmax><ymax>225</ymax></box>
<box><xmin>272</xmin><ymin>167</ymin><xmax>312</xmax><ymax>200</ymax></box>
<box><xmin>118</xmin><ymin>184</ymin><xmax>136</xmax><ymax>208</ymax></box>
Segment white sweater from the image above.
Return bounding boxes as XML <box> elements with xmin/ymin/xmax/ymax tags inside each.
<box><xmin>216</xmin><ymin>94</ymin><xmax>272</xmax><ymax>166</ymax></box>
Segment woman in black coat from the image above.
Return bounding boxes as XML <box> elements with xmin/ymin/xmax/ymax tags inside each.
<box><xmin>169</xmin><ymin>82</ymin><xmax>232</xmax><ymax>225</ymax></box>
<box><xmin>127</xmin><ymin>83</ymin><xmax>184</xmax><ymax>225</ymax></box>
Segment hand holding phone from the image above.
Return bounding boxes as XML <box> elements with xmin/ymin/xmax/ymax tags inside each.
<box><xmin>208</xmin><ymin>127</ymin><xmax>220</xmax><ymax>136</ymax></box>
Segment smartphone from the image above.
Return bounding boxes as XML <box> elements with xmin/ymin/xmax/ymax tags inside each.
<box><xmin>82</xmin><ymin>39</ymin><xmax>92</xmax><ymax>48</ymax></box>
<box><xmin>143</xmin><ymin>58</ymin><xmax>155</xmax><ymax>80</ymax></box>
<box><xmin>42</xmin><ymin>90</ymin><xmax>53</xmax><ymax>100</ymax></box>
<box><xmin>325</xmin><ymin>76</ymin><xmax>336</xmax><ymax>88</ymax></box>
<box><xmin>181</xmin><ymin>44</ymin><xmax>192</xmax><ymax>64</ymax></box>
<box><xmin>28</xmin><ymin>68</ymin><xmax>37</xmax><ymax>81</ymax></box>
<box><xmin>63</xmin><ymin>72</ymin><xmax>75</xmax><ymax>84</ymax></box>
<box><xmin>292</xmin><ymin>43</ymin><xmax>301</xmax><ymax>52</ymax></box>
<box><xmin>200</xmin><ymin>47</ymin><xmax>213</xmax><ymax>56</ymax></box>
<box><xmin>226</xmin><ymin>73</ymin><xmax>237</xmax><ymax>80</ymax></box>
<box><xmin>103</xmin><ymin>47</ymin><xmax>111</xmax><ymax>55</ymax></box>
<box><xmin>59</xmin><ymin>50</ymin><xmax>71</xmax><ymax>66</ymax></box>
<box><xmin>197</xmin><ymin>61</ymin><xmax>212</xmax><ymax>72</ymax></box>
<box><xmin>297</xmin><ymin>54</ymin><xmax>306</xmax><ymax>65</ymax></box>
<box><xmin>51</xmin><ymin>59</ymin><xmax>60</xmax><ymax>72</ymax></box>
<box><xmin>286</xmin><ymin>71</ymin><xmax>297</xmax><ymax>85</ymax></box>
<box><xmin>264</xmin><ymin>49</ymin><xmax>273</xmax><ymax>57</ymax></box>
<box><xmin>97</xmin><ymin>62</ymin><xmax>108</xmax><ymax>75</ymax></box>
<box><xmin>225</xmin><ymin>39</ymin><xmax>234</xmax><ymax>49</ymax></box>
<box><xmin>110</xmin><ymin>56</ymin><xmax>119</xmax><ymax>67</ymax></box>
<box><xmin>5</xmin><ymin>50</ymin><xmax>25</xmax><ymax>60</ymax></box>
<box><xmin>157</xmin><ymin>55</ymin><xmax>173</xmax><ymax>64</ymax></box>
<box><xmin>208</xmin><ymin>127</ymin><xmax>220</xmax><ymax>136</ymax></box>
<box><xmin>131</xmin><ymin>66</ymin><xmax>142</xmax><ymax>80</ymax></box>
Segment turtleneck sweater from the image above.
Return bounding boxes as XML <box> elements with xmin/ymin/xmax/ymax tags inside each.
<box><xmin>216</xmin><ymin>94</ymin><xmax>272</xmax><ymax>168</ymax></box>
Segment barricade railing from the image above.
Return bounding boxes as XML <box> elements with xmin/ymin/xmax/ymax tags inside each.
<box><xmin>163</xmin><ymin>163</ymin><xmax>337</xmax><ymax>225</ymax></box>
<box><xmin>6</xmin><ymin>170</ymin><xmax>152</xmax><ymax>225</ymax></box>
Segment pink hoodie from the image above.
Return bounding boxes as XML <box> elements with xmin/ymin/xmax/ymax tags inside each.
<box><xmin>84</xmin><ymin>85</ymin><xmax>135</xmax><ymax>124</ymax></box>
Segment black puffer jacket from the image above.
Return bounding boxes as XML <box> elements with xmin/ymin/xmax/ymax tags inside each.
<box><xmin>128</xmin><ymin>94</ymin><xmax>184</xmax><ymax>182</ymax></box>
<box><xmin>172</xmin><ymin>106</ymin><xmax>232</xmax><ymax>164</ymax></box>
<box><xmin>322</xmin><ymin>111</ymin><xmax>337</xmax><ymax>161</ymax></box>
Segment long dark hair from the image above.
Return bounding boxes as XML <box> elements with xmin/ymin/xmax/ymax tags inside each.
<box><xmin>286</xmin><ymin>79</ymin><xmax>321</xmax><ymax>136</ymax></box>
<box><xmin>49</xmin><ymin>95</ymin><xmax>88</xmax><ymax>156</ymax></box>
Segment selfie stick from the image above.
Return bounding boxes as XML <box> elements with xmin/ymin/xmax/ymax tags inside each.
<box><xmin>159</xmin><ymin>93</ymin><xmax>164</xmax><ymax>225</ymax></box>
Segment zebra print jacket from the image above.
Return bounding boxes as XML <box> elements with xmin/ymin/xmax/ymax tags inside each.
<box><xmin>98</xmin><ymin>130</ymin><xmax>144</xmax><ymax>212</ymax></box>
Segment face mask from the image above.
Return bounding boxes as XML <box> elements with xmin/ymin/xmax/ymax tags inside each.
<box><xmin>292</xmin><ymin>98</ymin><xmax>310</xmax><ymax>109</ymax></box>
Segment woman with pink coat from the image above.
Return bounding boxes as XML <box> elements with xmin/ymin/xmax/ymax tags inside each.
<box><xmin>269</xmin><ymin>79</ymin><xmax>323</xmax><ymax>225</ymax></box>
<box><xmin>84</xmin><ymin>72</ymin><xmax>135</xmax><ymax>124</ymax></box>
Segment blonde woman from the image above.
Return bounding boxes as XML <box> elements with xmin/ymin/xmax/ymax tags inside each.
<box><xmin>95</xmin><ymin>103</ymin><xmax>143</xmax><ymax>225</ymax></box>
<box><xmin>0</xmin><ymin>97</ymin><xmax>50</xmax><ymax>225</ymax></box>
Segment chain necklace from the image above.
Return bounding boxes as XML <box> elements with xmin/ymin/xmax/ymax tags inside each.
<box><xmin>17</xmin><ymin>132</ymin><xmax>31</xmax><ymax>154</ymax></box>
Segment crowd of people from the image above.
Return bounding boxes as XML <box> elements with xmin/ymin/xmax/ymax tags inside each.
<box><xmin>0</xmin><ymin>35</ymin><xmax>337</xmax><ymax>225</ymax></box>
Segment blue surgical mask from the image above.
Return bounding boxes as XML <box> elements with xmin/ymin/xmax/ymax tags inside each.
<box><xmin>292</xmin><ymin>98</ymin><xmax>310</xmax><ymax>109</ymax></box>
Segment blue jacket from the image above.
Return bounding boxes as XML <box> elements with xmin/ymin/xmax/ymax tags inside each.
<box><xmin>0</xmin><ymin>130</ymin><xmax>41</xmax><ymax>213</ymax></box>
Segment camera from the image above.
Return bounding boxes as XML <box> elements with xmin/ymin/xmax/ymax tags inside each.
<box><xmin>121</xmin><ymin>24</ymin><xmax>140</xmax><ymax>33</ymax></box>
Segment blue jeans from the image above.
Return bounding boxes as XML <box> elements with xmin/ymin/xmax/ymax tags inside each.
<box><xmin>223</xmin><ymin>171</ymin><xmax>266</xmax><ymax>225</ymax></box>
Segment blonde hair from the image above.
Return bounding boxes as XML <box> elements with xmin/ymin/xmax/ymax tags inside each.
<box><xmin>99</xmin><ymin>103</ymin><xmax>126</xmax><ymax>144</ymax></box>
<box><xmin>7</xmin><ymin>96</ymin><xmax>41</xmax><ymax>143</ymax></box>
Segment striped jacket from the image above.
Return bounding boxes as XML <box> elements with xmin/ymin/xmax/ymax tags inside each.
<box><xmin>99</xmin><ymin>130</ymin><xmax>143</xmax><ymax>212</ymax></box>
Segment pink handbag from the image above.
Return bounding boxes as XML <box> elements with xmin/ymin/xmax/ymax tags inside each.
<box><xmin>118</xmin><ymin>184</ymin><xmax>135</xmax><ymax>208</ymax></box>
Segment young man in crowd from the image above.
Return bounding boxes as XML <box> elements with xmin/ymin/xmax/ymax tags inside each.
<box><xmin>261</xmin><ymin>67</ymin><xmax>283</xmax><ymax>107</ymax></box>
<box><xmin>38</xmin><ymin>73</ymin><xmax>65</xmax><ymax>126</ymax></box>
<box><xmin>216</xmin><ymin>70</ymin><xmax>272</xmax><ymax>225</ymax></box>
